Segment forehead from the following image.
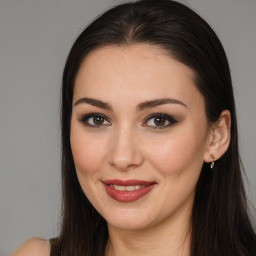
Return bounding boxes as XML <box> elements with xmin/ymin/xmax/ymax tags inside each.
<box><xmin>73</xmin><ymin>44</ymin><xmax>203</xmax><ymax>109</ymax></box>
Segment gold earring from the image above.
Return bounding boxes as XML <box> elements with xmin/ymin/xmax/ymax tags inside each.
<box><xmin>210</xmin><ymin>154</ymin><xmax>215</xmax><ymax>169</ymax></box>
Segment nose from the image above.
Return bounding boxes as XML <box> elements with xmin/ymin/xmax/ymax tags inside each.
<box><xmin>108</xmin><ymin>126</ymin><xmax>144</xmax><ymax>171</ymax></box>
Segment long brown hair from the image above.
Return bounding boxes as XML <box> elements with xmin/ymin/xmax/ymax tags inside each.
<box><xmin>56</xmin><ymin>0</ymin><xmax>256</xmax><ymax>255</ymax></box>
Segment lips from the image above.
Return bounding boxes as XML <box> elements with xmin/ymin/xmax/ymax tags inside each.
<box><xmin>102</xmin><ymin>179</ymin><xmax>156</xmax><ymax>202</ymax></box>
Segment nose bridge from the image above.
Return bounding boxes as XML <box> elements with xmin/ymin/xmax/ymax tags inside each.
<box><xmin>109</xmin><ymin>123</ymin><xmax>143</xmax><ymax>170</ymax></box>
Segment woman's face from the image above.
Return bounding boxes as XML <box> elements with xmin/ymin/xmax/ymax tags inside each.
<box><xmin>70</xmin><ymin>44</ymin><xmax>211</xmax><ymax>231</ymax></box>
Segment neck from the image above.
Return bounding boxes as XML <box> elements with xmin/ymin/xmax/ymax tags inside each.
<box><xmin>105</xmin><ymin>208</ymin><xmax>192</xmax><ymax>256</ymax></box>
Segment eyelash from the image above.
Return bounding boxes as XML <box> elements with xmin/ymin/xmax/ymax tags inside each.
<box><xmin>78</xmin><ymin>113</ymin><xmax>110</xmax><ymax>128</ymax></box>
<box><xmin>78</xmin><ymin>112</ymin><xmax>178</xmax><ymax>129</ymax></box>
<box><xmin>143</xmin><ymin>113</ymin><xmax>178</xmax><ymax>129</ymax></box>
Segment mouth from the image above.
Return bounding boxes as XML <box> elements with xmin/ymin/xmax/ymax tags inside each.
<box><xmin>102</xmin><ymin>179</ymin><xmax>156</xmax><ymax>202</ymax></box>
<box><xmin>109</xmin><ymin>184</ymin><xmax>147</xmax><ymax>191</ymax></box>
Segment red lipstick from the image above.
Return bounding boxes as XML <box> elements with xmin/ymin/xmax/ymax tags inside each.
<box><xmin>102</xmin><ymin>179</ymin><xmax>156</xmax><ymax>202</ymax></box>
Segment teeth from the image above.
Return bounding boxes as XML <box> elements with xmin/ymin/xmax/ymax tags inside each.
<box><xmin>126</xmin><ymin>186</ymin><xmax>134</xmax><ymax>191</ymax></box>
<box><xmin>111</xmin><ymin>185</ymin><xmax>146</xmax><ymax>191</ymax></box>
<box><xmin>113</xmin><ymin>185</ymin><xmax>125</xmax><ymax>191</ymax></box>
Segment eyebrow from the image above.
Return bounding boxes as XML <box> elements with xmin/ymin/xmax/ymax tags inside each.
<box><xmin>137</xmin><ymin>98</ymin><xmax>187</xmax><ymax>111</ymax></box>
<box><xmin>74</xmin><ymin>97</ymin><xmax>112</xmax><ymax>110</ymax></box>
<box><xmin>73</xmin><ymin>97</ymin><xmax>187</xmax><ymax>110</ymax></box>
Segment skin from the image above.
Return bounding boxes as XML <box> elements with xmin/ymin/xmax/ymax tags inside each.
<box><xmin>11</xmin><ymin>238</ymin><xmax>50</xmax><ymax>256</ymax></box>
<box><xmin>13</xmin><ymin>44</ymin><xmax>231</xmax><ymax>256</ymax></box>
<box><xmin>70</xmin><ymin>44</ymin><xmax>230</xmax><ymax>256</ymax></box>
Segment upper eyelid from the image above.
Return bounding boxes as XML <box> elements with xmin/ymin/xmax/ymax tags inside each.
<box><xmin>78</xmin><ymin>112</ymin><xmax>177</xmax><ymax>126</ymax></box>
<box><xmin>79</xmin><ymin>112</ymin><xmax>108</xmax><ymax>119</ymax></box>
<box><xmin>144</xmin><ymin>112</ymin><xmax>177</xmax><ymax>121</ymax></box>
<box><xmin>78</xmin><ymin>113</ymin><xmax>111</xmax><ymax>128</ymax></box>
<box><xmin>79</xmin><ymin>112</ymin><xmax>174</xmax><ymax>119</ymax></box>
<box><xmin>79</xmin><ymin>113</ymin><xmax>111</xmax><ymax>123</ymax></box>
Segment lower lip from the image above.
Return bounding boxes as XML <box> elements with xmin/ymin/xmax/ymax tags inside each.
<box><xmin>103</xmin><ymin>184</ymin><xmax>155</xmax><ymax>202</ymax></box>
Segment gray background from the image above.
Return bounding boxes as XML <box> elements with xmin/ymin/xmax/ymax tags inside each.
<box><xmin>0</xmin><ymin>0</ymin><xmax>255</xmax><ymax>255</ymax></box>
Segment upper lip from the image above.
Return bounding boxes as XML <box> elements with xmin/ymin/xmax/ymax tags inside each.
<box><xmin>102</xmin><ymin>179</ymin><xmax>156</xmax><ymax>186</ymax></box>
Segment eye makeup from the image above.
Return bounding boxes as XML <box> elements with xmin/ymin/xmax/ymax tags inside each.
<box><xmin>142</xmin><ymin>113</ymin><xmax>179</xmax><ymax>129</ymax></box>
<box><xmin>78</xmin><ymin>112</ymin><xmax>179</xmax><ymax>130</ymax></box>
<box><xmin>78</xmin><ymin>113</ymin><xmax>111</xmax><ymax>128</ymax></box>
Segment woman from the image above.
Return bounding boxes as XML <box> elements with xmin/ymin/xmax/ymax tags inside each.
<box><xmin>13</xmin><ymin>0</ymin><xmax>256</xmax><ymax>255</ymax></box>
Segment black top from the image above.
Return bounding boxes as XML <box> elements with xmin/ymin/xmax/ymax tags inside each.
<box><xmin>49</xmin><ymin>238</ymin><xmax>58</xmax><ymax>256</ymax></box>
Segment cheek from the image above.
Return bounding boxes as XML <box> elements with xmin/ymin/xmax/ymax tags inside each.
<box><xmin>70</xmin><ymin>128</ymin><xmax>109</xmax><ymax>205</ymax></box>
<box><xmin>144</xmin><ymin>127</ymin><xmax>208</xmax><ymax>177</ymax></box>
<box><xmin>70</xmin><ymin>126</ymin><xmax>107</xmax><ymax>178</ymax></box>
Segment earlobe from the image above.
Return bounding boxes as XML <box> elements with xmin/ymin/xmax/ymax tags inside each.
<box><xmin>204</xmin><ymin>110</ymin><xmax>231</xmax><ymax>163</ymax></box>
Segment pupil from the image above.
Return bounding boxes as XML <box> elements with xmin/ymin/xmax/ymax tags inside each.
<box><xmin>154</xmin><ymin>117</ymin><xmax>165</xmax><ymax>126</ymax></box>
<box><xmin>93</xmin><ymin>116</ymin><xmax>104</xmax><ymax>125</ymax></box>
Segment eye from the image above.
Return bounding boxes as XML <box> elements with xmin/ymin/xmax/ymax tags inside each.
<box><xmin>79</xmin><ymin>113</ymin><xmax>111</xmax><ymax>128</ymax></box>
<box><xmin>143</xmin><ymin>113</ymin><xmax>178</xmax><ymax>129</ymax></box>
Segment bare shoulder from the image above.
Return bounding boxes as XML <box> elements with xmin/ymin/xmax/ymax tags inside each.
<box><xmin>11</xmin><ymin>238</ymin><xmax>50</xmax><ymax>256</ymax></box>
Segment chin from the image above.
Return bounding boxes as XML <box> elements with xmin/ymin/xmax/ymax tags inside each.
<box><xmin>102</xmin><ymin>208</ymin><xmax>158</xmax><ymax>231</ymax></box>
<box><xmin>107</xmin><ymin>218</ymin><xmax>152</xmax><ymax>231</ymax></box>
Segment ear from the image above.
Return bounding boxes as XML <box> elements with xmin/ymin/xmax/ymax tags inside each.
<box><xmin>204</xmin><ymin>110</ymin><xmax>231</xmax><ymax>163</ymax></box>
